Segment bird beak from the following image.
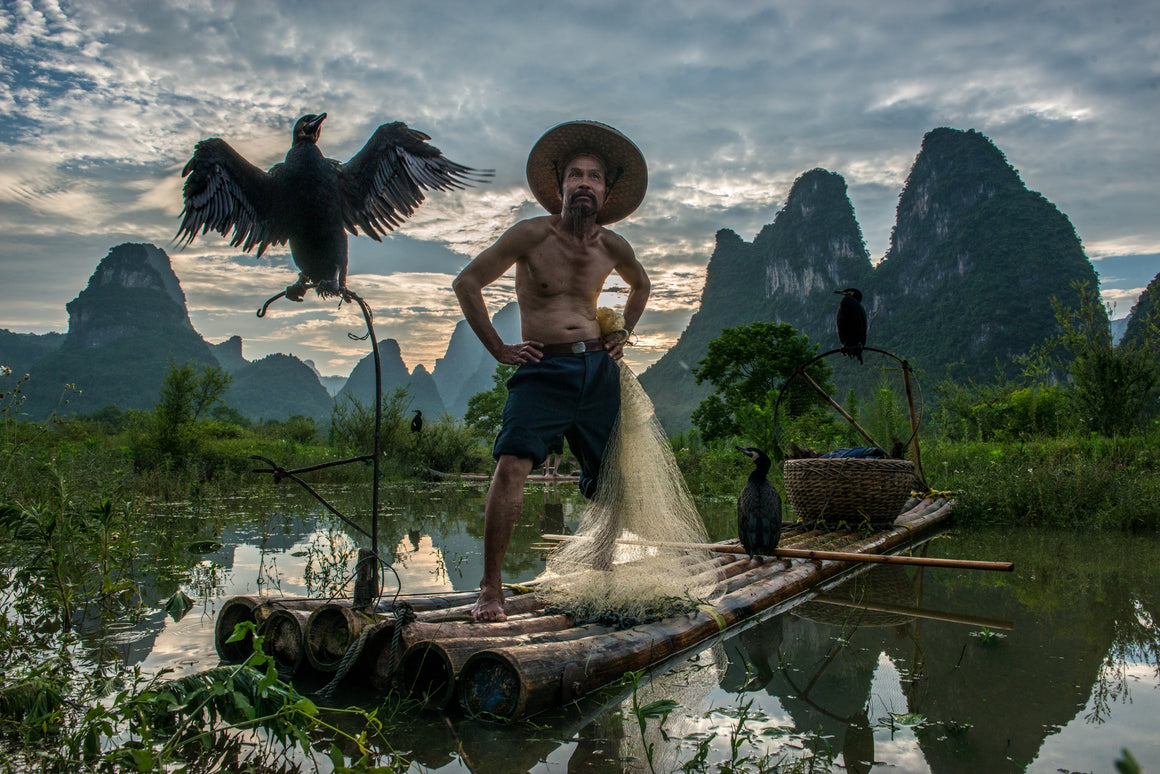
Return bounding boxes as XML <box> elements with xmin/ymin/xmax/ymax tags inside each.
<box><xmin>306</xmin><ymin>113</ymin><xmax>327</xmax><ymax>134</ymax></box>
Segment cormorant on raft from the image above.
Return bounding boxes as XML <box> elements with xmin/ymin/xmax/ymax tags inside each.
<box><xmin>411</xmin><ymin>409</ymin><xmax>423</xmax><ymax>434</ymax></box>
<box><xmin>736</xmin><ymin>446</ymin><xmax>782</xmax><ymax>561</ymax></box>
<box><xmin>834</xmin><ymin>287</ymin><xmax>867</xmax><ymax>363</ymax></box>
<box><xmin>176</xmin><ymin>113</ymin><xmax>492</xmax><ymax>301</ymax></box>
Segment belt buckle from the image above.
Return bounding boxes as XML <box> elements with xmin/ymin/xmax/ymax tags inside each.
<box><xmin>571</xmin><ymin>341</ymin><xmax>586</xmax><ymax>354</ymax></box>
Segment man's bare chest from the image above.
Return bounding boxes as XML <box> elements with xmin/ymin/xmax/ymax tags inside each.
<box><xmin>521</xmin><ymin>241</ymin><xmax>615</xmax><ymax>295</ymax></box>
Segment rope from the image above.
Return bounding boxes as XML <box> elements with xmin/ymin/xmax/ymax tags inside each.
<box><xmin>315</xmin><ymin>602</ymin><xmax>415</xmax><ymax>701</ymax></box>
<box><xmin>316</xmin><ymin>622</ymin><xmax>372</xmax><ymax>701</ymax></box>
<box><xmin>386</xmin><ymin>603</ymin><xmax>417</xmax><ymax>683</ymax></box>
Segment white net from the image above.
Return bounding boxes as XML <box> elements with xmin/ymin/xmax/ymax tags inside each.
<box><xmin>538</xmin><ymin>362</ymin><xmax>724</xmax><ymax>626</ymax></box>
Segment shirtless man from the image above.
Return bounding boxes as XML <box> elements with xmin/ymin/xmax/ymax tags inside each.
<box><xmin>453</xmin><ymin>120</ymin><xmax>651</xmax><ymax>622</ymax></box>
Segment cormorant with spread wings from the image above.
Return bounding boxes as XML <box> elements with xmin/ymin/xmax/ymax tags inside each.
<box><xmin>177</xmin><ymin>113</ymin><xmax>491</xmax><ymax>300</ymax></box>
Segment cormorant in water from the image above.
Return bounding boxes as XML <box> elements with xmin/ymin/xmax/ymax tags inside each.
<box><xmin>736</xmin><ymin>446</ymin><xmax>782</xmax><ymax>561</ymax></box>
<box><xmin>834</xmin><ymin>287</ymin><xmax>867</xmax><ymax>363</ymax></box>
<box><xmin>177</xmin><ymin>114</ymin><xmax>491</xmax><ymax>301</ymax></box>
<box><xmin>411</xmin><ymin>409</ymin><xmax>423</xmax><ymax>434</ymax></box>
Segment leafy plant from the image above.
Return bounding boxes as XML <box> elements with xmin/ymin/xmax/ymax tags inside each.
<box><xmin>1037</xmin><ymin>280</ymin><xmax>1158</xmax><ymax>436</ymax></box>
<box><xmin>691</xmin><ymin>322</ymin><xmax>834</xmax><ymax>452</ymax></box>
<box><xmin>464</xmin><ymin>364</ymin><xmax>516</xmax><ymax>440</ymax></box>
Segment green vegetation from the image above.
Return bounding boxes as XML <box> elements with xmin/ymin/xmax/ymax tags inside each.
<box><xmin>691</xmin><ymin>322</ymin><xmax>835</xmax><ymax>455</ymax></box>
<box><xmin>464</xmin><ymin>364</ymin><xmax>516</xmax><ymax>440</ymax></box>
<box><xmin>622</xmin><ymin>668</ymin><xmax>837</xmax><ymax>774</ymax></box>
<box><xmin>2</xmin><ymin>296</ymin><xmax>1159</xmax><ymax>770</ymax></box>
<box><xmin>676</xmin><ymin>306</ymin><xmax>1159</xmax><ymax>531</ymax></box>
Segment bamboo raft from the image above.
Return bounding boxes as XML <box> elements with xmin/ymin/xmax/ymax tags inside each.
<box><xmin>214</xmin><ymin>495</ymin><xmax>996</xmax><ymax>721</ymax></box>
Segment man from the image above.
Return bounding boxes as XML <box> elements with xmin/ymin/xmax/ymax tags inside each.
<box><xmin>453</xmin><ymin>120</ymin><xmax>651</xmax><ymax>622</ymax></box>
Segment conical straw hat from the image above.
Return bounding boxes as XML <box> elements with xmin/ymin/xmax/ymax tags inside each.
<box><xmin>526</xmin><ymin>120</ymin><xmax>647</xmax><ymax>224</ymax></box>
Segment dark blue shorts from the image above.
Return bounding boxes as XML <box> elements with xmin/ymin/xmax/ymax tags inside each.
<box><xmin>493</xmin><ymin>351</ymin><xmax>620</xmax><ymax>499</ymax></box>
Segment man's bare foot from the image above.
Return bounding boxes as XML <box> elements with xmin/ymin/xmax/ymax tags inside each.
<box><xmin>472</xmin><ymin>588</ymin><xmax>507</xmax><ymax>622</ymax></box>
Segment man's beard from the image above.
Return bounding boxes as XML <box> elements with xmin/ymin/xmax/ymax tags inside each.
<box><xmin>566</xmin><ymin>192</ymin><xmax>598</xmax><ymax>230</ymax></box>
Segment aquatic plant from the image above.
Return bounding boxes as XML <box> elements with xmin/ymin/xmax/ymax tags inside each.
<box><xmin>0</xmin><ymin>619</ymin><xmax>415</xmax><ymax>773</ymax></box>
<box><xmin>621</xmin><ymin>667</ymin><xmax>840</xmax><ymax>774</ymax></box>
<box><xmin>969</xmin><ymin>627</ymin><xmax>1006</xmax><ymax>645</ymax></box>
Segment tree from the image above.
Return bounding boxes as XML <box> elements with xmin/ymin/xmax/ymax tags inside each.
<box><xmin>153</xmin><ymin>361</ymin><xmax>232</xmax><ymax>455</ymax></box>
<box><xmin>691</xmin><ymin>322</ymin><xmax>833</xmax><ymax>451</ymax></box>
<box><xmin>465</xmin><ymin>365</ymin><xmax>516</xmax><ymax>440</ymax></box>
<box><xmin>1044</xmin><ymin>281</ymin><xmax>1159</xmax><ymax>436</ymax></box>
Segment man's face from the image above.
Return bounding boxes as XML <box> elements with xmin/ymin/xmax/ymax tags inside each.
<box><xmin>561</xmin><ymin>154</ymin><xmax>607</xmax><ymax>217</ymax></box>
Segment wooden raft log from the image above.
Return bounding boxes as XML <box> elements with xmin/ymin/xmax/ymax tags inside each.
<box><xmin>304</xmin><ymin>603</ymin><xmax>374</xmax><ymax>673</ymax></box>
<box><xmin>385</xmin><ymin>551</ymin><xmax>741</xmax><ymax>703</ymax></box>
<box><xmin>399</xmin><ymin>622</ymin><xmax>621</xmax><ymax>711</ymax></box>
<box><xmin>263</xmin><ymin>608</ymin><xmax>314</xmax><ymax>674</ymax></box>
<box><xmin>215</xmin><ymin>595</ymin><xmax>333</xmax><ymax>663</ymax></box>
<box><xmin>457</xmin><ymin>498</ymin><xmax>954</xmax><ymax>720</ymax></box>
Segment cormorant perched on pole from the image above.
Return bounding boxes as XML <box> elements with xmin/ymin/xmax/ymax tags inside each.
<box><xmin>411</xmin><ymin>409</ymin><xmax>423</xmax><ymax>434</ymax></box>
<box><xmin>177</xmin><ymin>114</ymin><xmax>492</xmax><ymax>301</ymax></box>
<box><xmin>834</xmin><ymin>287</ymin><xmax>867</xmax><ymax>363</ymax></box>
<box><xmin>736</xmin><ymin>447</ymin><xmax>781</xmax><ymax>561</ymax></box>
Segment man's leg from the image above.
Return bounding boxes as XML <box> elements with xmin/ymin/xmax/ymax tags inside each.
<box><xmin>473</xmin><ymin>453</ymin><xmax>535</xmax><ymax>622</ymax></box>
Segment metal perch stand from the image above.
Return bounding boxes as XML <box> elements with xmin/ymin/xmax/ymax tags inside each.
<box><xmin>249</xmin><ymin>284</ymin><xmax>388</xmax><ymax>610</ymax></box>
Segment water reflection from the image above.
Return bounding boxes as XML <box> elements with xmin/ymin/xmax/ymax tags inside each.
<box><xmin>97</xmin><ymin>485</ymin><xmax>1160</xmax><ymax>772</ymax></box>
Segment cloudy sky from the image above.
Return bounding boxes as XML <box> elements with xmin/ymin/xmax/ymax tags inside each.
<box><xmin>1</xmin><ymin>0</ymin><xmax>1156</xmax><ymax>377</ymax></box>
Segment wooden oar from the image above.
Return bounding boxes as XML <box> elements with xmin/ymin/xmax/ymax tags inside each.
<box><xmin>539</xmin><ymin>534</ymin><xmax>1013</xmax><ymax>572</ymax></box>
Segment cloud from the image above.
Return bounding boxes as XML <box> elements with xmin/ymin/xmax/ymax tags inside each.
<box><xmin>1</xmin><ymin>0</ymin><xmax>1158</xmax><ymax>374</ymax></box>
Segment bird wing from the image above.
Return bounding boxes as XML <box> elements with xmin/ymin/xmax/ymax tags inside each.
<box><xmin>176</xmin><ymin>138</ymin><xmax>288</xmax><ymax>256</ymax></box>
<box><xmin>337</xmin><ymin>121</ymin><xmax>491</xmax><ymax>240</ymax></box>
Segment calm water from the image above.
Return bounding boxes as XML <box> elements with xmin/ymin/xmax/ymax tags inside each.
<box><xmin>110</xmin><ymin>480</ymin><xmax>1159</xmax><ymax>773</ymax></box>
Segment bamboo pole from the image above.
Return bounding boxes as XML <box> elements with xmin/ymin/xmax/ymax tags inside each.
<box><xmin>538</xmin><ymin>534</ymin><xmax>1012</xmax><ymax>572</ymax></box>
<box><xmin>304</xmin><ymin>604</ymin><xmax>372</xmax><ymax>673</ymax></box>
<box><xmin>799</xmin><ymin>369</ymin><xmax>880</xmax><ymax>449</ymax></box>
<box><xmin>810</xmin><ymin>595</ymin><xmax>1014</xmax><ymax>630</ymax></box>
<box><xmin>901</xmin><ymin>360</ymin><xmax>927</xmax><ymax>483</ymax></box>
<box><xmin>215</xmin><ymin>596</ymin><xmax>337</xmax><ymax>663</ymax></box>
<box><xmin>398</xmin><ymin>621</ymin><xmax>623</xmax><ymax>711</ymax></box>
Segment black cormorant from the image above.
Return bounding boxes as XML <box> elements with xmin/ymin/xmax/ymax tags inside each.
<box><xmin>411</xmin><ymin>409</ymin><xmax>423</xmax><ymax>434</ymax></box>
<box><xmin>834</xmin><ymin>288</ymin><xmax>867</xmax><ymax>363</ymax></box>
<box><xmin>177</xmin><ymin>114</ymin><xmax>491</xmax><ymax>301</ymax></box>
<box><xmin>736</xmin><ymin>446</ymin><xmax>782</xmax><ymax>561</ymax></box>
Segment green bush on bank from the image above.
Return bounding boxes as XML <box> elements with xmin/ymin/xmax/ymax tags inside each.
<box><xmin>925</xmin><ymin>431</ymin><xmax>1160</xmax><ymax>530</ymax></box>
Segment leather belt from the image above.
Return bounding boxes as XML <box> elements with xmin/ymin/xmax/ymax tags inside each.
<box><xmin>540</xmin><ymin>337</ymin><xmax>606</xmax><ymax>357</ymax></box>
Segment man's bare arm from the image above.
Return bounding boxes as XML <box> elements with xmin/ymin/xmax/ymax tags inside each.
<box><xmin>453</xmin><ymin>220</ymin><xmax>546</xmax><ymax>365</ymax></box>
<box><xmin>606</xmin><ymin>235</ymin><xmax>650</xmax><ymax>359</ymax></box>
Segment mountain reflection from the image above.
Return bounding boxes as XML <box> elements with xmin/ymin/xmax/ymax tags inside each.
<box><xmin>718</xmin><ymin>529</ymin><xmax>1160</xmax><ymax>772</ymax></box>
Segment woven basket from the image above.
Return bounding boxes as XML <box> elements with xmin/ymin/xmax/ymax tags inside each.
<box><xmin>783</xmin><ymin>457</ymin><xmax>915</xmax><ymax>528</ymax></box>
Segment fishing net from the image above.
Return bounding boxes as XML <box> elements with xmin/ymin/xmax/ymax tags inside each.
<box><xmin>539</xmin><ymin>356</ymin><xmax>723</xmax><ymax>627</ymax></box>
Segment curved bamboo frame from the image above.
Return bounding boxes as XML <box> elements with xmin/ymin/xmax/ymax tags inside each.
<box><xmin>773</xmin><ymin>346</ymin><xmax>927</xmax><ymax>488</ymax></box>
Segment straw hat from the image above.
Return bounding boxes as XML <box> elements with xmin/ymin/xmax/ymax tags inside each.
<box><xmin>526</xmin><ymin>120</ymin><xmax>647</xmax><ymax>224</ymax></box>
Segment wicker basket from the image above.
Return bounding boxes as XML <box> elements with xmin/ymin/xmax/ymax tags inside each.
<box><xmin>783</xmin><ymin>457</ymin><xmax>915</xmax><ymax>528</ymax></box>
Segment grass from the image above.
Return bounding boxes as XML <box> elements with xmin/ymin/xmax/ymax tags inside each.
<box><xmin>922</xmin><ymin>431</ymin><xmax>1160</xmax><ymax>530</ymax></box>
